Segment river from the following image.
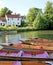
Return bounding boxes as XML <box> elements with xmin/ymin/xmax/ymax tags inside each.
<box><xmin>0</xmin><ymin>30</ymin><xmax>53</xmax><ymax>44</ymax></box>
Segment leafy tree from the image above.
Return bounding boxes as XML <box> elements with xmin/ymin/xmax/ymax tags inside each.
<box><xmin>44</xmin><ymin>1</ymin><xmax>53</xmax><ymax>29</ymax></box>
<box><xmin>26</xmin><ymin>8</ymin><xmax>42</xmax><ymax>23</ymax></box>
<box><xmin>21</xmin><ymin>20</ymin><xmax>28</xmax><ymax>27</ymax></box>
<box><xmin>33</xmin><ymin>12</ymin><xmax>41</xmax><ymax>29</ymax></box>
<box><xmin>50</xmin><ymin>14</ymin><xmax>53</xmax><ymax>29</ymax></box>
<box><xmin>0</xmin><ymin>7</ymin><xmax>12</xmax><ymax>17</ymax></box>
<box><xmin>44</xmin><ymin>1</ymin><xmax>53</xmax><ymax>14</ymax></box>
<box><xmin>33</xmin><ymin>12</ymin><xmax>49</xmax><ymax>30</ymax></box>
<box><xmin>39</xmin><ymin>16</ymin><xmax>49</xmax><ymax>30</ymax></box>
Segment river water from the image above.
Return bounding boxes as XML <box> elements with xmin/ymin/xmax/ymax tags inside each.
<box><xmin>0</xmin><ymin>31</ymin><xmax>53</xmax><ymax>44</ymax></box>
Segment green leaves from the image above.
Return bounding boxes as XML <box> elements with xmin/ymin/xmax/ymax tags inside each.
<box><xmin>0</xmin><ymin>7</ymin><xmax>12</xmax><ymax>17</ymax></box>
<box><xmin>44</xmin><ymin>1</ymin><xmax>53</xmax><ymax>29</ymax></box>
<box><xmin>33</xmin><ymin>1</ymin><xmax>53</xmax><ymax>30</ymax></box>
<box><xmin>26</xmin><ymin>8</ymin><xmax>41</xmax><ymax>22</ymax></box>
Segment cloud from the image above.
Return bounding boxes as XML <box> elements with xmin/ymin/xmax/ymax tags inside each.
<box><xmin>0</xmin><ymin>0</ymin><xmax>5</xmax><ymax>5</ymax></box>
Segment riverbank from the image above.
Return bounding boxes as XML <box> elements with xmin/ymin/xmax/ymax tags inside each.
<box><xmin>17</xmin><ymin>27</ymin><xmax>37</xmax><ymax>32</ymax></box>
<box><xmin>0</xmin><ymin>31</ymin><xmax>17</xmax><ymax>34</ymax></box>
<box><xmin>0</xmin><ymin>27</ymin><xmax>37</xmax><ymax>34</ymax></box>
<box><xmin>0</xmin><ymin>26</ymin><xmax>53</xmax><ymax>34</ymax></box>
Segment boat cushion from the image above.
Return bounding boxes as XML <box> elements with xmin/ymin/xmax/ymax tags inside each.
<box><xmin>0</xmin><ymin>52</ymin><xmax>7</xmax><ymax>56</ymax></box>
<box><xmin>22</xmin><ymin>51</ymin><xmax>32</xmax><ymax>57</ymax></box>
<box><xmin>35</xmin><ymin>51</ymin><xmax>49</xmax><ymax>58</ymax></box>
<box><xmin>13</xmin><ymin>61</ymin><xmax>22</xmax><ymax>65</ymax></box>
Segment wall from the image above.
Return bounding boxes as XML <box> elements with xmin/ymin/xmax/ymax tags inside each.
<box><xmin>6</xmin><ymin>16</ymin><xmax>21</xmax><ymax>26</ymax></box>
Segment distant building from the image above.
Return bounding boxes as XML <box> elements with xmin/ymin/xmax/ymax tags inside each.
<box><xmin>0</xmin><ymin>14</ymin><xmax>26</xmax><ymax>26</ymax></box>
<box><xmin>5</xmin><ymin>14</ymin><xmax>21</xmax><ymax>26</ymax></box>
<box><xmin>21</xmin><ymin>16</ymin><xmax>26</xmax><ymax>22</ymax></box>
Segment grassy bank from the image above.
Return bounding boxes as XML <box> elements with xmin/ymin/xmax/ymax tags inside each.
<box><xmin>0</xmin><ymin>26</ymin><xmax>37</xmax><ymax>32</ymax></box>
<box><xmin>0</xmin><ymin>26</ymin><xmax>53</xmax><ymax>33</ymax></box>
<box><xmin>17</xmin><ymin>27</ymin><xmax>38</xmax><ymax>32</ymax></box>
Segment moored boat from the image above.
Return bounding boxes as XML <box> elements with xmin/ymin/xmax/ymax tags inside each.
<box><xmin>19</xmin><ymin>38</ymin><xmax>53</xmax><ymax>47</ymax></box>
<box><xmin>0</xmin><ymin>45</ymin><xmax>53</xmax><ymax>65</ymax></box>
<box><xmin>0</xmin><ymin>49</ymin><xmax>53</xmax><ymax>65</ymax></box>
<box><xmin>0</xmin><ymin>61</ymin><xmax>49</xmax><ymax>65</ymax></box>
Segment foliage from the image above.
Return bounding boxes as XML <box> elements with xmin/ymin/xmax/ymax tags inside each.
<box><xmin>33</xmin><ymin>1</ymin><xmax>53</xmax><ymax>30</ymax></box>
<box><xmin>4</xmin><ymin>24</ymin><xmax>9</xmax><ymax>28</ymax></box>
<box><xmin>44</xmin><ymin>1</ymin><xmax>53</xmax><ymax>29</ymax></box>
<box><xmin>38</xmin><ymin>16</ymin><xmax>49</xmax><ymax>30</ymax></box>
<box><xmin>26</xmin><ymin>8</ymin><xmax>42</xmax><ymax>23</ymax></box>
<box><xmin>0</xmin><ymin>7</ymin><xmax>12</xmax><ymax>17</ymax></box>
<box><xmin>33</xmin><ymin>12</ymin><xmax>41</xmax><ymax>29</ymax></box>
<box><xmin>44</xmin><ymin>1</ymin><xmax>53</xmax><ymax>14</ymax></box>
<box><xmin>33</xmin><ymin>12</ymin><xmax>49</xmax><ymax>30</ymax></box>
<box><xmin>21</xmin><ymin>20</ymin><xmax>28</xmax><ymax>27</ymax></box>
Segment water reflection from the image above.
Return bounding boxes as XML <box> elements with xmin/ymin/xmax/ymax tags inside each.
<box><xmin>0</xmin><ymin>31</ymin><xmax>53</xmax><ymax>44</ymax></box>
<box><xmin>5</xmin><ymin>34</ymin><xmax>26</xmax><ymax>44</ymax></box>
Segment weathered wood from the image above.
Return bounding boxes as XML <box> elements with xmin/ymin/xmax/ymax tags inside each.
<box><xmin>0</xmin><ymin>56</ymin><xmax>53</xmax><ymax>61</ymax></box>
<box><xmin>2</xmin><ymin>45</ymin><xmax>53</xmax><ymax>54</ymax></box>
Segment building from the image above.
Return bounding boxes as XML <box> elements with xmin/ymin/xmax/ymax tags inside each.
<box><xmin>5</xmin><ymin>14</ymin><xmax>21</xmax><ymax>26</ymax></box>
<box><xmin>0</xmin><ymin>14</ymin><xmax>26</xmax><ymax>26</ymax></box>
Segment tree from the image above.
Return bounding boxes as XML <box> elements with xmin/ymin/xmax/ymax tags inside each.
<box><xmin>33</xmin><ymin>12</ymin><xmax>41</xmax><ymax>29</ymax></box>
<box><xmin>26</xmin><ymin>8</ymin><xmax>42</xmax><ymax>23</ymax></box>
<box><xmin>44</xmin><ymin>1</ymin><xmax>53</xmax><ymax>29</ymax></box>
<box><xmin>21</xmin><ymin>20</ymin><xmax>27</xmax><ymax>27</ymax></box>
<box><xmin>33</xmin><ymin>12</ymin><xmax>49</xmax><ymax>30</ymax></box>
<box><xmin>44</xmin><ymin>1</ymin><xmax>53</xmax><ymax>14</ymax></box>
<box><xmin>0</xmin><ymin>7</ymin><xmax>12</xmax><ymax>17</ymax></box>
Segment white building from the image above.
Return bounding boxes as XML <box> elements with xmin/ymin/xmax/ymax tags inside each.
<box><xmin>5</xmin><ymin>14</ymin><xmax>21</xmax><ymax>26</ymax></box>
<box><xmin>0</xmin><ymin>14</ymin><xmax>26</xmax><ymax>26</ymax></box>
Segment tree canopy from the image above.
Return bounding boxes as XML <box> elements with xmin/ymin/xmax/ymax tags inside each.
<box><xmin>0</xmin><ymin>7</ymin><xmax>12</xmax><ymax>17</ymax></box>
<box><xmin>33</xmin><ymin>12</ymin><xmax>41</xmax><ymax>29</ymax></box>
<box><xmin>44</xmin><ymin>1</ymin><xmax>53</xmax><ymax>14</ymax></box>
<box><xmin>44</xmin><ymin>1</ymin><xmax>53</xmax><ymax>29</ymax></box>
<box><xmin>33</xmin><ymin>1</ymin><xmax>53</xmax><ymax>30</ymax></box>
<box><xmin>26</xmin><ymin>8</ymin><xmax>42</xmax><ymax>22</ymax></box>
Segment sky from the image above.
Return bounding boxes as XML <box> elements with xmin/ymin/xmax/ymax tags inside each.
<box><xmin>0</xmin><ymin>0</ymin><xmax>53</xmax><ymax>15</ymax></box>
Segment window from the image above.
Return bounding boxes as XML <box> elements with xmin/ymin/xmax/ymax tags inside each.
<box><xmin>17</xmin><ymin>18</ymin><xmax>19</xmax><ymax>20</ymax></box>
<box><xmin>8</xmin><ymin>18</ymin><xmax>9</xmax><ymax>21</ymax></box>
<box><xmin>12</xmin><ymin>18</ymin><xmax>13</xmax><ymax>20</ymax></box>
<box><xmin>0</xmin><ymin>23</ymin><xmax>2</xmax><ymax>25</ymax></box>
<box><xmin>18</xmin><ymin>22</ymin><xmax>19</xmax><ymax>24</ymax></box>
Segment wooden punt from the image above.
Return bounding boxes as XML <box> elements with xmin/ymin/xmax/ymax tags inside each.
<box><xmin>19</xmin><ymin>38</ymin><xmax>53</xmax><ymax>47</ymax></box>
<box><xmin>3</xmin><ymin>44</ymin><xmax>53</xmax><ymax>53</ymax></box>
<box><xmin>0</xmin><ymin>55</ymin><xmax>53</xmax><ymax>61</ymax></box>
<box><xmin>0</xmin><ymin>48</ymin><xmax>53</xmax><ymax>65</ymax></box>
<box><xmin>0</xmin><ymin>48</ymin><xmax>53</xmax><ymax>60</ymax></box>
<box><xmin>22</xmin><ymin>61</ymin><xmax>47</xmax><ymax>65</ymax></box>
<box><xmin>0</xmin><ymin>61</ymin><xmax>14</xmax><ymax>65</ymax></box>
<box><xmin>0</xmin><ymin>61</ymin><xmax>47</xmax><ymax>65</ymax></box>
